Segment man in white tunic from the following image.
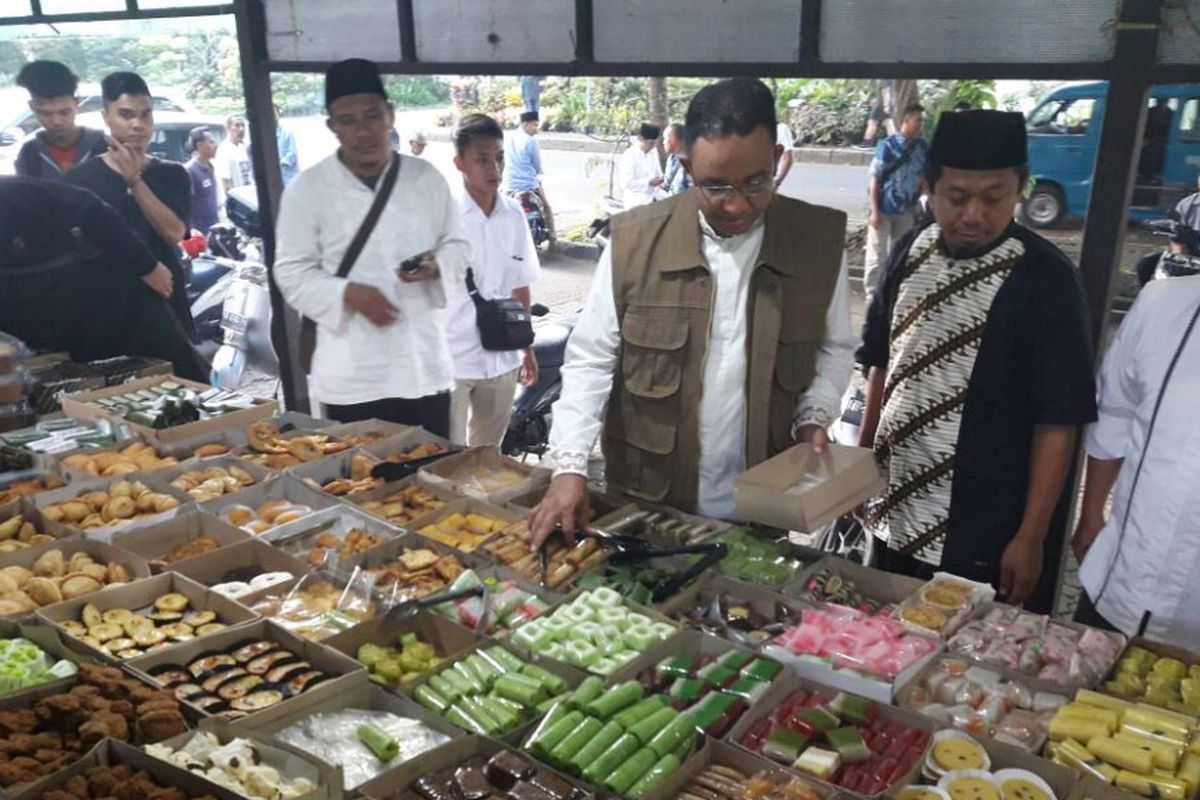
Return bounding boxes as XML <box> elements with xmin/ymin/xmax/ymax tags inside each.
<box><xmin>530</xmin><ymin>79</ymin><xmax>854</xmax><ymax>546</ymax></box>
<box><xmin>618</xmin><ymin>123</ymin><xmax>665</xmax><ymax>208</ymax></box>
<box><xmin>274</xmin><ymin>59</ymin><xmax>469</xmax><ymax>437</ymax></box>
<box><xmin>1073</xmin><ymin>275</ymin><xmax>1200</xmax><ymax>648</ymax></box>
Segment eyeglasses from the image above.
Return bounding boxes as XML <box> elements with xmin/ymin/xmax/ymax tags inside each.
<box><xmin>695</xmin><ymin>174</ymin><xmax>775</xmax><ymax>201</ymax></box>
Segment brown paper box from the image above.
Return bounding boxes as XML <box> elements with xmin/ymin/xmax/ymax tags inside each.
<box><xmin>642</xmin><ymin>738</ymin><xmax>834</xmax><ymax>800</ymax></box>
<box><xmin>727</xmin><ymin>672</ymin><xmax>937</xmax><ymax>798</ymax></box>
<box><xmin>1098</xmin><ymin>636</ymin><xmax>1200</xmax><ymax>712</ymax></box>
<box><xmin>321</xmin><ymin>609</ymin><xmax>479</xmax><ymax>686</ymax></box>
<box><xmin>591</xmin><ymin>502</ymin><xmax>733</xmax><ymax>543</ymax></box>
<box><xmin>168</xmin><ymin>537</ymin><xmax>309</xmax><ymax>604</ymax></box>
<box><xmin>110</xmin><ymin>511</ymin><xmax>253</xmax><ymax>572</ymax></box>
<box><xmin>0</xmin><ymin>619</ymin><xmax>94</xmax><ymax>705</ymax></box>
<box><xmin>504</xmin><ymin>485</ymin><xmax>627</xmax><ymax>519</ymax></box>
<box><xmin>734</xmin><ymin>443</ymin><xmax>886</xmax><ymax>533</ymax></box>
<box><xmin>10</xmin><ymin>738</ymin><xmax>253</xmax><ymax>800</ymax></box>
<box><xmin>0</xmin><ymin>538</ymin><xmax>152</xmax><ymax>619</ymax></box>
<box><xmin>358</xmin><ymin>734</ymin><xmax>594</xmax><ymax>800</ymax></box>
<box><xmin>287</xmin><ymin>448</ymin><xmax>383</xmax><ymax>499</ymax></box>
<box><xmin>155</xmin><ymin>721</ymin><xmax>342</xmax><ymax>800</ymax></box>
<box><xmin>656</xmin><ymin>571</ymin><xmax>807</xmax><ymax>625</ymax></box>
<box><xmin>348</xmin><ymin>476</ymin><xmax>461</xmax><ymax>531</ymax></box>
<box><xmin>402</xmin><ymin>637</ymin><xmax>587</xmax><ymax>745</ymax></box>
<box><xmin>36</xmin><ymin>571</ymin><xmax>260</xmax><ymax>664</ymax></box>
<box><xmin>324</xmin><ymin>418</ymin><xmax>415</xmax><ymax>442</ymax></box>
<box><xmin>786</xmin><ymin>555</ymin><xmax>927</xmax><ymax>607</ymax></box>
<box><xmin>974</xmin><ymin>734</ymin><xmax>1079</xmax><ymax>800</ymax></box>
<box><xmin>201</xmin><ymin>475</ymin><xmax>340</xmax><ymax>537</ymax></box>
<box><xmin>125</xmin><ymin>618</ymin><xmax>366</xmax><ymax>722</ymax></box>
<box><xmin>30</xmin><ymin>473</ymin><xmax>195</xmax><ymax>543</ymax></box>
<box><xmin>258</xmin><ymin>503</ymin><xmax>404</xmax><ymax>559</ymax></box>
<box><xmin>361</xmin><ymin>428</ymin><xmax>454</xmax><ymax>461</ymax></box>
<box><xmin>61</xmin><ymin>375</ymin><xmax>278</xmax><ymax>444</ymax></box>
<box><xmin>225</xmin><ymin>680</ymin><xmax>463</xmax><ymax>791</ymax></box>
<box><xmin>54</xmin><ymin>439</ymin><xmax>183</xmax><ymax>482</ymax></box>
<box><xmin>1066</xmin><ymin>775</ymin><xmax>1131</xmax><ymax>800</ymax></box>
<box><xmin>606</xmin><ymin>627</ymin><xmax>774</xmax><ymax>693</ymax></box>
<box><xmin>0</xmin><ymin>499</ymin><xmax>67</xmax><ymax>553</ymax></box>
<box><xmin>151</xmin><ymin>456</ymin><xmax>275</xmax><ymax>508</ymax></box>
<box><xmin>405</xmin><ymin>497</ymin><xmax>526</xmax><ymax>554</ymax></box>
<box><xmin>418</xmin><ymin>446</ymin><xmax>549</xmax><ymax>504</ymax></box>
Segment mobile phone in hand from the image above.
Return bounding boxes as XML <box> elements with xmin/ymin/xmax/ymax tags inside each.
<box><xmin>398</xmin><ymin>254</ymin><xmax>424</xmax><ymax>274</ymax></box>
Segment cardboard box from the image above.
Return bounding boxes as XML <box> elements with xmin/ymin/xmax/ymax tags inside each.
<box><xmin>0</xmin><ymin>499</ymin><xmax>68</xmax><ymax>555</ymax></box>
<box><xmin>346</xmin><ymin>475</ymin><xmax>460</xmax><ymax>530</ymax></box>
<box><xmin>152</xmin><ymin>456</ymin><xmax>275</xmax><ymax>508</ymax></box>
<box><xmin>405</xmin><ymin>497</ymin><xmax>525</xmax><ymax>554</ymax></box>
<box><xmin>418</xmin><ymin>446</ymin><xmax>549</xmax><ymax>504</ymax></box>
<box><xmin>642</xmin><ymin>738</ymin><xmax>833</xmax><ymax>800</ymax></box>
<box><xmin>10</xmin><ymin>738</ymin><xmax>252</xmax><ymax>800</ymax></box>
<box><xmin>358</xmin><ymin>734</ymin><xmax>593</xmax><ymax>800</ymax></box>
<box><xmin>202</xmin><ymin>474</ymin><xmax>339</xmax><ymax>538</ymax></box>
<box><xmin>226</xmin><ymin>680</ymin><xmax>463</xmax><ymax>791</ymax></box>
<box><xmin>255</xmin><ymin>504</ymin><xmax>405</xmax><ymax>574</ymax></box>
<box><xmin>151</xmin><ymin>722</ymin><xmax>342</xmax><ymax>800</ymax></box>
<box><xmin>504</xmin><ymin>484</ymin><xmax>628</xmax><ymax>519</ymax></box>
<box><xmin>323</xmin><ymin>418</ymin><xmax>415</xmax><ymax>442</ymax></box>
<box><xmin>1097</xmin><ymin>635</ymin><xmax>1200</xmax><ymax>713</ymax></box>
<box><xmin>54</xmin><ymin>439</ymin><xmax>182</xmax><ymax>482</ymax></box>
<box><xmin>126</xmin><ymin>619</ymin><xmax>367</xmax><ymax>722</ymax></box>
<box><xmin>657</xmin><ymin>571</ymin><xmax>806</xmax><ymax>625</ymax></box>
<box><xmin>36</xmin><ymin>571</ymin><xmax>260</xmax><ymax>663</ymax></box>
<box><xmin>168</xmin><ymin>538</ymin><xmax>309</xmax><ymax>603</ymax></box>
<box><xmin>0</xmin><ymin>619</ymin><xmax>93</xmax><ymax>704</ymax></box>
<box><xmin>288</xmin><ymin>447</ymin><xmax>384</xmax><ymax>500</ymax></box>
<box><xmin>592</xmin><ymin>502</ymin><xmax>732</xmax><ymax>543</ymax></box>
<box><xmin>787</xmin><ymin>555</ymin><xmax>927</xmax><ymax>607</ymax></box>
<box><xmin>361</xmin><ymin>427</ymin><xmax>454</xmax><ymax>462</ymax></box>
<box><xmin>31</xmin><ymin>473</ymin><xmax>194</xmax><ymax>542</ymax></box>
<box><xmin>109</xmin><ymin>510</ymin><xmax>253</xmax><ymax>573</ymax></box>
<box><xmin>608</xmin><ymin>626</ymin><xmax>776</xmax><ymax>687</ymax></box>
<box><xmin>727</xmin><ymin>673</ymin><xmax>937</xmax><ymax>797</ymax></box>
<box><xmin>975</xmin><ymin>734</ymin><xmax>1079</xmax><ymax>800</ymax></box>
<box><xmin>734</xmin><ymin>443</ymin><xmax>886</xmax><ymax>533</ymax></box>
<box><xmin>61</xmin><ymin>375</ymin><xmax>279</xmax><ymax>444</ymax></box>
<box><xmin>1066</xmin><ymin>775</ymin><xmax>1130</xmax><ymax>800</ymax></box>
<box><xmin>321</xmin><ymin>609</ymin><xmax>479</xmax><ymax>686</ymax></box>
<box><xmin>235</xmin><ymin>565</ymin><xmax>381</xmax><ymax>643</ymax></box>
<box><xmin>0</xmin><ymin>538</ymin><xmax>152</xmax><ymax>619</ymax></box>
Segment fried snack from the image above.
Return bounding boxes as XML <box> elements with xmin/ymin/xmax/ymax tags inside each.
<box><xmin>40</xmin><ymin>482</ymin><xmax>182</xmax><ymax>533</ymax></box>
<box><xmin>60</xmin><ymin>442</ymin><xmax>178</xmax><ymax>478</ymax></box>
<box><xmin>0</xmin><ymin>476</ymin><xmax>65</xmax><ymax>506</ymax></box>
<box><xmin>193</xmin><ymin>442</ymin><xmax>231</xmax><ymax>458</ymax></box>
<box><xmin>57</xmin><ymin>594</ymin><xmax>228</xmax><ymax>660</ymax></box>
<box><xmin>160</xmin><ymin>536</ymin><xmax>220</xmax><ymax>565</ymax></box>
<box><xmin>356</xmin><ymin>484</ymin><xmax>446</xmax><ymax>525</ymax></box>
<box><xmin>243</xmin><ymin>422</ymin><xmax>356</xmax><ymax>467</ymax></box>
<box><xmin>0</xmin><ymin>515</ymin><xmax>54</xmax><ymax>555</ymax></box>
<box><xmin>384</xmin><ymin>441</ymin><xmax>447</xmax><ymax>462</ymax></box>
<box><xmin>0</xmin><ymin>549</ymin><xmax>132</xmax><ymax>615</ymax></box>
<box><xmin>417</xmin><ymin>511</ymin><xmax>509</xmax><ymax>552</ymax></box>
<box><xmin>168</xmin><ymin>465</ymin><xmax>258</xmax><ymax>503</ymax></box>
<box><xmin>219</xmin><ymin>498</ymin><xmax>314</xmax><ymax>535</ymax></box>
<box><xmin>302</xmin><ymin>527</ymin><xmax>382</xmax><ymax>568</ymax></box>
<box><xmin>367</xmin><ymin>549</ymin><xmax>467</xmax><ymax>601</ymax></box>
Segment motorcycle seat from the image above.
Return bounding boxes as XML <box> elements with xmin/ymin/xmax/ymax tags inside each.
<box><xmin>532</xmin><ymin>322</ymin><xmax>571</xmax><ymax>369</ymax></box>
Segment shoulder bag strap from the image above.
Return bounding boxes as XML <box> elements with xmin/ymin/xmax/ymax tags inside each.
<box><xmin>335</xmin><ymin>152</ymin><xmax>401</xmax><ymax>280</ymax></box>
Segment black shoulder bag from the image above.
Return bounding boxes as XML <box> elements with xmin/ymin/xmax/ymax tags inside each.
<box><xmin>465</xmin><ymin>267</ymin><xmax>534</xmax><ymax>351</ymax></box>
<box><xmin>298</xmin><ymin>153</ymin><xmax>400</xmax><ymax>373</ymax></box>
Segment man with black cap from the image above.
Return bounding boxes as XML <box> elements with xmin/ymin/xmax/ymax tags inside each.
<box><xmin>619</xmin><ymin>123</ymin><xmax>665</xmax><ymax>208</ymax></box>
<box><xmin>273</xmin><ymin>58</ymin><xmax>469</xmax><ymax>437</ymax></box>
<box><xmin>503</xmin><ymin>110</ymin><xmax>555</xmax><ymax>242</ymax></box>
<box><xmin>857</xmin><ymin>110</ymin><xmax>1097</xmax><ymax>611</ymax></box>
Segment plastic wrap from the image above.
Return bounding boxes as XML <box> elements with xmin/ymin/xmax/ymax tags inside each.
<box><xmin>251</xmin><ymin>568</ymin><xmax>377</xmax><ymax>641</ymax></box>
<box><xmin>771</xmin><ymin>606</ymin><xmax>938</xmax><ymax>680</ymax></box>
<box><xmin>275</xmin><ymin>708</ymin><xmax>450</xmax><ymax>789</ymax></box>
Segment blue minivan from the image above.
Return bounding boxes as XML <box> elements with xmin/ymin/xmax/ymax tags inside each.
<box><xmin>1024</xmin><ymin>82</ymin><xmax>1200</xmax><ymax>228</ymax></box>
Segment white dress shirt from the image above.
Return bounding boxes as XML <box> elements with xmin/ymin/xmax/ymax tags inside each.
<box><xmin>548</xmin><ymin>212</ymin><xmax>855</xmax><ymax>520</ymax></box>
<box><xmin>1079</xmin><ymin>276</ymin><xmax>1200</xmax><ymax>647</ymax></box>
<box><xmin>215</xmin><ymin>139</ymin><xmax>252</xmax><ymax>189</ymax></box>
<box><xmin>447</xmin><ymin>191</ymin><xmax>541</xmax><ymax>381</ymax></box>
<box><xmin>619</xmin><ymin>144</ymin><xmax>664</xmax><ymax>208</ymax></box>
<box><xmin>274</xmin><ymin>153</ymin><xmax>470</xmax><ymax>405</ymax></box>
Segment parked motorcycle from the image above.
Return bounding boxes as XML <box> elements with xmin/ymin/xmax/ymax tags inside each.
<box><xmin>186</xmin><ymin>186</ymin><xmax>278</xmax><ymax>388</ymax></box>
<box><xmin>502</xmin><ymin>304</ymin><xmax>575</xmax><ymax>459</ymax></box>
<box><xmin>1136</xmin><ymin>213</ymin><xmax>1200</xmax><ymax>287</ymax></box>
<box><xmin>510</xmin><ymin>190</ymin><xmax>553</xmax><ymax>251</ymax></box>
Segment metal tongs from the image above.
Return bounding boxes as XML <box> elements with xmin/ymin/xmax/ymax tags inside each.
<box><xmin>540</xmin><ymin>524</ymin><xmax>727</xmax><ymax>603</ymax></box>
<box><xmin>381</xmin><ymin>582</ymin><xmax>490</xmax><ymax>633</ymax></box>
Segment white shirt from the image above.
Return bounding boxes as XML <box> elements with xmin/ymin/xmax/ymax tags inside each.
<box><xmin>619</xmin><ymin>144</ymin><xmax>664</xmax><ymax>208</ymax></box>
<box><xmin>273</xmin><ymin>153</ymin><xmax>470</xmax><ymax>405</ymax></box>
<box><xmin>776</xmin><ymin>122</ymin><xmax>795</xmax><ymax>151</ymax></box>
<box><xmin>548</xmin><ymin>212</ymin><xmax>855</xmax><ymax>520</ymax></box>
<box><xmin>447</xmin><ymin>191</ymin><xmax>541</xmax><ymax>380</ymax></box>
<box><xmin>215</xmin><ymin>139</ymin><xmax>252</xmax><ymax>189</ymax></box>
<box><xmin>1079</xmin><ymin>276</ymin><xmax>1200</xmax><ymax>647</ymax></box>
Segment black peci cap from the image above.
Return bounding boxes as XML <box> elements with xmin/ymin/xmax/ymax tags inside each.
<box><xmin>325</xmin><ymin>58</ymin><xmax>387</xmax><ymax>110</ymax></box>
<box><xmin>930</xmin><ymin>110</ymin><xmax>1028</xmax><ymax>170</ymax></box>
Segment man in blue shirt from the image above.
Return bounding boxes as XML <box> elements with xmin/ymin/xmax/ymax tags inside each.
<box><xmin>185</xmin><ymin>126</ymin><xmax>219</xmax><ymax>235</ymax></box>
<box><xmin>662</xmin><ymin>123</ymin><xmax>690</xmax><ymax>196</ymax></box>
<box><xmin>275</xmin><ymin>104</ymin><xmax>299</xmax><ymax>186</ymax></box>
<box><xmin>864</xmin><ymin>103</ymin><xmax>928</xmax><ymax>296</ymax></box>
<box><xmin>504</xmin><ymin>110</ymin><xmax>555</xmax><ymax>241</ymax></box>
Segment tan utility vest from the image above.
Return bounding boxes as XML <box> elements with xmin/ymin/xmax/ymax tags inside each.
<box><xmin>603</xmin><ymin>190</ymin><xmax>846</xmax><ymax>513</ymax></box>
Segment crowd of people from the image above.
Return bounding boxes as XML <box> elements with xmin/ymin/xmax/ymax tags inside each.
<box><xmin>0</xmin><ymin>57</ymin><xmax>1196</xmax><ymax>649</ymax></box>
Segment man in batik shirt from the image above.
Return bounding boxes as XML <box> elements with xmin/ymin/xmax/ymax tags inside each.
<box><xmin>857</xmin><ymin>110</ymin><xmax>1097</xmax><ymax>612</ymax></box>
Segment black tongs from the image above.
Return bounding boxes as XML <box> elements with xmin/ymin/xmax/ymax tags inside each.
<box><xmin>369</xmin><ymin>447</ymin><xmax>464</xmax><ymax>482</ymax></box>
<box><xmin>382</xmin><ymin>583</ymin><xmax>489</xmax><ymax>632</ymax></box>
<box><xmin>540</xmin><ymin>525</ymin><xmax>727</xmax><ymax>603</ymax></box>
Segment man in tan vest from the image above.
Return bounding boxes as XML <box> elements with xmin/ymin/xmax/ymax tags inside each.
<box><xmin>529</xmin><ymin>78</ymin><xmax>855</xmax><ymax>547</ymax></box>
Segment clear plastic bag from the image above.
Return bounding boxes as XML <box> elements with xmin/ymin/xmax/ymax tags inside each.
<box><xmin>251</xmin><ymin>567</ymin><xmax>377</xmax><ymax>641</ymax></box>
<box><xmin>274</xmin><ymin>708</ymin><xmax>451</xmax><ymax>789</ymax></box>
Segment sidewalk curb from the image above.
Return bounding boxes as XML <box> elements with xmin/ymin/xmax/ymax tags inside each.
<box><xmin>553</xmin><ymin>240</ymin><xmax>602</xmax><ymax>260</ymax></box>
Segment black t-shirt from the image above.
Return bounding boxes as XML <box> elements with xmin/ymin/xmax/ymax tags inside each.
<box><xmin>859</xmin><ymin>222</ymin><xmax>1098</xmax><ymax>596</ymax></box>
<box><xmin>64</xmin><ymin>156</ymin><xmax>193</xmax><ymax>330</ymax></box>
